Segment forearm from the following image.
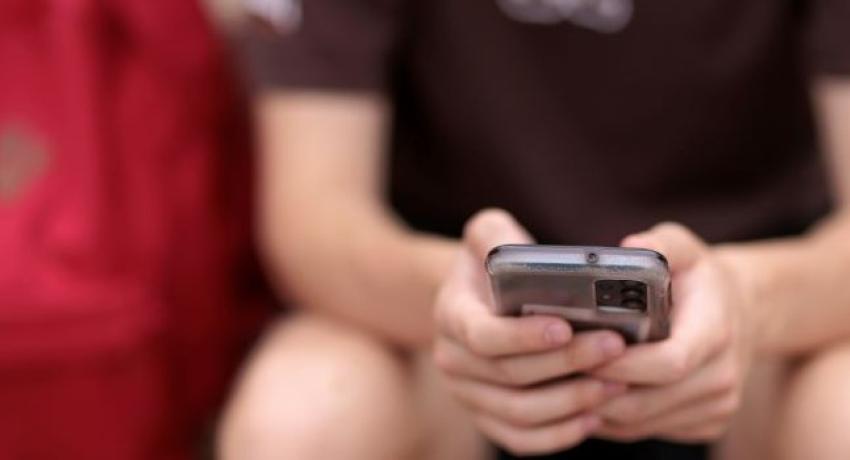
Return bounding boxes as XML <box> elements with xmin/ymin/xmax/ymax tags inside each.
<box><xmin>715</xmin><ymin>79</ymin><xmax>850</xmax><ymax>356</ymax></box>
<box><xmin>261</xmin><ymin>196</ymin><xmax>457</xmax><ymax>348</ymax></box>
<box><xmin>254</xmin><ymin>91</ymin><xmax>458</xmax><ymax>348</ymax></box>
<box><xmin>717</xmin><ymin>211</ymin><xmax>850</xmax><ymax>356</ymax></box>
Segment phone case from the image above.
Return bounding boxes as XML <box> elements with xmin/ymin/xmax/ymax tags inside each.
<box><xmin>486</xmin><ymin>245</ymin><xmax>671</xmax><ymax>343</ymax></box>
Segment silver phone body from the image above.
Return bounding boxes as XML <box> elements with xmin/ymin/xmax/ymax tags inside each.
<box><xmin>486</xmin><ymin>245</ymin><xmax>671</xmax><ymax>343</ymax></box>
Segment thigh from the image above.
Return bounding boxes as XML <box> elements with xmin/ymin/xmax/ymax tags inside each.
<box><xmin>413</xmin><ymin>349</ymin><xmax>489</xmax><ymax>460</ymax></box>
<box><xmin>713</xmin><ymin>357</ymin><xmax>789</xmax><ymax>460</ymax></box>
<box><xmin>717</xmin><ymin>341</ymin><xmax>850</xmax><ymax>460</ymax></box>
<box><xmin>218</xmin><ymin>312</ymin><xmax>486</xmax><ymax>460</ymax></box>
<box><xmin>774</xmin><ymin>341</ymin><xmax>850</xmax><ymax>460</ymax></box>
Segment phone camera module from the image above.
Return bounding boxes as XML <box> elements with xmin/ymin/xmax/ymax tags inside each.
<box><xmin>595</xmin><ymin>280</ymin><xmax>648</xmax><ymax>312</ymax></box>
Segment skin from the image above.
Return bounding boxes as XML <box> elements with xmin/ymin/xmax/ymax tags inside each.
<box><xmin>218</xmin><ymin>92</ymin><xmax>481</xmax><ymax>460</ymax></box>
<box><xmin>219</xmin><ymin>77</ymin><xmax>850</xmax><ymax>459</ymax></box>
<box><xmin>253</xmin><ymin>92</ymin><xmax>455</xmax><ymax>347</ymax></box>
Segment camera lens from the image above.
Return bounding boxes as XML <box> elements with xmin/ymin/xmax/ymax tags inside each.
<box><xmin>621</xmin><ymin>299</ymin><xmax>646</xmax><ymax>311</ymax></box>
<box><xmin>621</xmin><ymin>288</ymin><xmax>643</xmax><ymax>299</ymax></box>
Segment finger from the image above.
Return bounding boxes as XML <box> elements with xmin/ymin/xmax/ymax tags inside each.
<box><xmin>494</xmin><ymin>331</ymin><xmax>626</xmax><ymax>385</ymax></box>
<box><xmin>621</xmin><ymin>222</ymin><xmax>706</xmax><ymax>274</ymax></box>
<box><xmin>436</xmin><ymin>213</ymin><xmax>561</xmax><ymax>357</ymax></box>
<box><xmin>475</xmin><ymin>413</ymin><xmax>600</xmax><ymax>457</ymax></box>
<box><xmin>598</xmin><ymin>225</ymin><xmax>719</xmax><ymax>383</ymax></box>
<box><xmin>435</xmin><ymin>287</ymin><xmax>573</xmax><ymax>356</ymax></box>
<box><xmin>450</xmin><ymin>376</ymin><xmax>626</xmax><ymax>428</ymax></box>
<box><xmin>637</xmin><ymin>391</ymin><xmax>739</xmax><ymax>436</ymax></box>
<box><xmin>463</xmin><ymin>208</ymin><xmax>534</xmax><ymax>265</ymax></box>
<box><xmin>590</xmin><ymin>328</ymin><xmax>711</xmax><ymax>384</ymax></box>
<box><xmin>590</xmin><ymin>284</ymin><xmax>725</xmax><ymax>384</ymax></box>
<box><xmin>596</xmin><ymin>351</ymin><xmax>734</xmax><ymax>424</ymax></box>
<box><xmin>435</xmin><ymin>331</ymin><xmax>626</xmax><ymax>385</ymax></box>
<box><xmin>443</xmin><ymin>209</ymin><xmax>531</xmax><ymax>304</ymax></box>
<box><xmin>597</xmin><ymin>391</ymin><xmax>738</xmax><ymax>442</ymax></box>
<box><xmin>433</xmin><ymin>338</ymin><xmax>502</xmax><ymax>382</ymax></box>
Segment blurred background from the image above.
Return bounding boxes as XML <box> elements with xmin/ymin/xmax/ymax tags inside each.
<box><xmin>0</xmin><ymin>1</ymin><xmax>273</xmax><ymax>458</ymax></box>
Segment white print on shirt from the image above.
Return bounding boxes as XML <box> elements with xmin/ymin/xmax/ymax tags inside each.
<box><xmin>496</xmin><ymin>0</ymin><xmax>634</xmax><ymax>33</ymax></box>
<box><xmin>244</xmin><ymin>0</ymin><xmax>302</xmax><ymax>33</ymax></box>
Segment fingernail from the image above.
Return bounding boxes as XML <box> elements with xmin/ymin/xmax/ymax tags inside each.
<box><xmin>602</xmin><ymin>382</ymin><xmax>627</xmax><ymax>397</ymax></box>
<box><xmin>600</xmin><ymin>335</ymin><xmax>625</xmax><ymax>356</ymax></box>
<box><xmin>582</xmin><ymin>415</ymin><xmax>602</xmax><ymax>432</ymax></box>
<box><xmin>544</xmin><ymin>322</ymin><xmax>570</xmax><ymax>345</ymax></box>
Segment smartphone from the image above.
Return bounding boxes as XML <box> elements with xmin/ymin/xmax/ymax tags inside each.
<box><xmin>486</xmin><ymin>245</ymin><xmax>672</xmax><ymax>343</ymax></box>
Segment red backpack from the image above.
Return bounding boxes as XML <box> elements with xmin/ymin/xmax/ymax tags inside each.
<box><xmin>0</xmin><ymin>1</ymin><xmax>270</xmax><ymax>458</ymax></box>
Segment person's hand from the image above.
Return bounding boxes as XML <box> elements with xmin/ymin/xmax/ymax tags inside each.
<box><xmin>590</xmin><ymin>223</ymin><xmax>756</xmax><ymax>443</ymax></box>
<box><xmin>432</xmin><ymin>209</ymin><xmax>629</xmax><ymax>456</ymax></box>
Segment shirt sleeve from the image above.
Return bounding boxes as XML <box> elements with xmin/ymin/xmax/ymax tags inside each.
<box><xmin>243</xmin><ymin>0</ymin><xmax>404</xmax><ymax>91</ymax></box>
<box><xmin>805</xmin><ymin>0</ymin><xmax>850</xmax><ymax>76</ymax></box>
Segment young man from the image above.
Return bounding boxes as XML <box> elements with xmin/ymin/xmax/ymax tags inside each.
<box><xmin>219</xmin><ymin>1</ymin><xmax>850</xmax><ymax>459</ymax></box>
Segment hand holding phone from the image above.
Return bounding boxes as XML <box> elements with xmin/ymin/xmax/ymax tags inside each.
<box><xmin>432</xmin><ymin>210</ymin><xmax>629</xmax><ymax>456</ymax></box>
<box><xmin>434</xmin><ymin>210</ymin><xmax>751</xmax><ymax>449</ymax></box>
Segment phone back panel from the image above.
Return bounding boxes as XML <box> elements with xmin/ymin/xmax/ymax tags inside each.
<box><xmin>486</xmin><ymin>245</ymin><xmax>671</xmax><ymax>343</ymax></box>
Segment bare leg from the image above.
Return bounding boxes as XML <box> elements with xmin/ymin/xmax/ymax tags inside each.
<box><xmin>217</xmin><ymin>312</ymin><xmax>486</xmax><ymax>460</ymax></box>
<box><xmin>718</xmin><ymin>342</ymin><xmax>850</xmax><ymax>460</ymax></box>
<box><xmin>774</xmin><ymin>342</ymin><xmax>850</xmax><ymax>460</ymax></box>
<box><xmin>714</xmin><ymin>357</ymin><xmax>787</xmax><ymax>460</ymax></box>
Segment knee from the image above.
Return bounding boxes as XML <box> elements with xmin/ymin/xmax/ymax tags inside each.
<box><xmin>217</xmin><ymin>314</ymin><xmax>426</xmax><ymax>460</ymax></box>
<box><xmin>776</xmin><ymin>341</ymin><xmax>850</xmax><ymax>460</ymax></box>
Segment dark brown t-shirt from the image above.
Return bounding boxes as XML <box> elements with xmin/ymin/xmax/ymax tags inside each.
<box><xmin>246</xmin><ymin>1</ymin><xmax>848</xmax><ymax>458</ymax></box>
<box><xmin>247</xmin><ymin>0</ymin><xmax>850</xmax><ymax>247</ymax></box>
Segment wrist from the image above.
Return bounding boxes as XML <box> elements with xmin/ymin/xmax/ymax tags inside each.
<box><xmin>406</xmin><ymin>233</ymin><xmax>459</xmax><ymax>294</ymax></box>
<box><xmin>712</xmin><ymin>245</ymin><xmax>776</xmax><ymax>354</ymax></box>
<box><xmin>713</xmin><ymin>233</ymin><xmax>831</xmax><ymax>355</ymax></box>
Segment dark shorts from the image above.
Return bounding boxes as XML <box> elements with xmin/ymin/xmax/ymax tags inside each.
<box><xmin>497</xmin><ymin>439</ymin><xmax>708</xmax><ymax>460</ymax></box>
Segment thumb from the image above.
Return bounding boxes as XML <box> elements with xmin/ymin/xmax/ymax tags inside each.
<box><xmin>463</xmin><ymin>208</ymin><xmax>534</xmax><ymax>264</ymax></box>
<box><xmin>621</xmin><ymin>222</ymin><xmax>707</xmax><ymax>273</ymax></box>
